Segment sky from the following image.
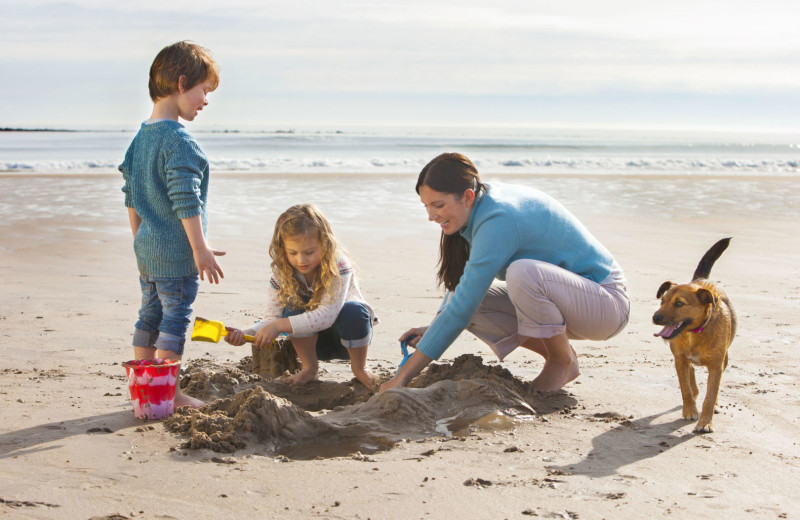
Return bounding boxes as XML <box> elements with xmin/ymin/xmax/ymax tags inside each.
<box><xmin>2</xmin><ymin>0</ymin><xmax>800</xmax><ymax>132</ymax></box>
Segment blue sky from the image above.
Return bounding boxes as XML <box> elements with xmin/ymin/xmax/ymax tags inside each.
<box><xmin>2</xmin><ymin>0</ymin><xmax>799</xmax><ymax>132</ymax></box>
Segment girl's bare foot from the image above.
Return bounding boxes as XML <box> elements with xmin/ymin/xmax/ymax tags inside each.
<box><xmin>282</xmin><ymin>368</ymin><xmax>319</xmax><ymax>385</ymax></box>
<box><xmin>530</xmin><ymin>345</ymin><xmax>580</xmax><ymax>392</ymax></box>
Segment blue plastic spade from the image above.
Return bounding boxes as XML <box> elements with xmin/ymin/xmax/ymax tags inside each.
<box><xmin>396</xmin><ymin>335</ymin><xmax>417</xmax><ymax>374</ymax></box>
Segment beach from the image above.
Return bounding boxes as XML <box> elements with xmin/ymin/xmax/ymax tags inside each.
<box><xmin>1</xmin><ymin>170</ymin><xmax>799</xmax><ymax>519</ymax></box>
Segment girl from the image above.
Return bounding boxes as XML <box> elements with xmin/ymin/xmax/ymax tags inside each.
<box><xmin>379</xmin><ymin>153</ymin><xmax>630</xmax><ymax>393</ymax></box>
<box><xmin>225</xmin><ymin>203</ymin><xmax>379</xmax><ymax>390</ymax></box>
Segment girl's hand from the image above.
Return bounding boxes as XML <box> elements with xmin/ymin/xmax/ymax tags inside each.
<box><xmin>399</xmin><ymin>327</ymin><xmax>427</xmax><ymax>347</ymax></box>
<box><xmin>254</xmin><ymin>322</ymin><xmax>281</xmax><ymax>349</ymax></box>
<box><xmin>224</xmin><ymin>327</ymin><xmax>246</xmax><ymax>346</ymax></box>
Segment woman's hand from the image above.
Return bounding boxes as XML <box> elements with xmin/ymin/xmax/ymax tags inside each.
<box><xmin>379</xmin><ymin>377</ymin><xmax>404</xmax><ymax>392</ymax></box>
<box><xmin>398</xmin><ymin>327</ymin><xmax>427</xmax><ymax>347</ymax></box>
<box><xmin>378</xmin><ymin>348</ymin><xmax>433</xmax><ymax>393</ymax></box>
<box><xmin>224</xmin><ymin>327</ymin><xmax>247</xmax><ymax>346</ymax></box>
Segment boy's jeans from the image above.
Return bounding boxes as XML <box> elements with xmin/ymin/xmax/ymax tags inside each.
<box><xmin>133</xmin><ymin>274</ymin><xmax>200</xmax><ymax>356</ymax></box>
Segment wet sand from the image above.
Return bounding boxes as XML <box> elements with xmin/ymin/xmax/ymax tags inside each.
<box><xmin>1</xmin><ymin>172</ymin><xmax>799</xmax><ymax>519</ymax></box>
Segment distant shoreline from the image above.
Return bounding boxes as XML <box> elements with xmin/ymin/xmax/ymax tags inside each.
<box><xmin>0</xmin><ymin>127</ymin><xmax>313</xmax><ymax>134</ymax></box>
<box><xmin>1</xmin><ymin>127</ymin><xmax>78</xmax><ymax>133</ymax></box>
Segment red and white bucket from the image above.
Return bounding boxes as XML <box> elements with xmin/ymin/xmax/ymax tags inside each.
<box><xmin>122</xmin><ymin>359</ymin><xmax>180</xmax><ymax>420</ymax></box>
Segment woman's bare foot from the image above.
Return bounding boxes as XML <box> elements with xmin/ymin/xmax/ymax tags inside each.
<box><xmin>174</xmin><ymin>389</ymin><xmax>204</xmax><ymax>409</ymax></box>
<box><xmin>282</xmin><ymin>368</ymin><xmax>319</xmax><ymax>385</ymax></box>
<box><xmin>353</xmin><ymin>369</ymin><xmax>380</xmax><ymax>392</ymax></box>
<box><xmin>530</xmin><ymin>345</ymin><xmax>580</xmax><ymax>392</ymax></box>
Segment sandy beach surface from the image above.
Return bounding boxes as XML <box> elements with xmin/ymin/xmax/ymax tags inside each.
<box><xmin>1</xmin><ymin>172</ymin><xmax>799</xmax><ymax>519</ymax></box>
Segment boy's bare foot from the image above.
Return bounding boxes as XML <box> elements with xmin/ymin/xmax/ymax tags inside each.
<box><xmin>174</xmin><ymin>390</ymin><xmax>204</xmax><ymax>409</ymax></box>
<box><xmin>529</xmin><ymin>346</ymin><xmax>580</xmax><ymax>392</ymax></box>
<box><xmin>353</xmin><ymin>369</ymin><xmax>380</xmax><ymax>392</ymax></box>
<box><xmin>282</xmin><ymin>368</ymin><xmax>319</xmax><ymax>386</ymax></box>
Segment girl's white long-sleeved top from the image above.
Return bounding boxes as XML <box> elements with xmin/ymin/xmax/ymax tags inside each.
<box><xmin>249</xmin><ymin>255</ymin><xmax>375</xmax><ymax>335</ymax></box>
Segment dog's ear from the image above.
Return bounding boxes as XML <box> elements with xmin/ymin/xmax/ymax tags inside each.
<box><xmin>696</xmin><ymin>288</ymin><xmax>715</xmax><ymax>305</ymax></box>
<box><xmin>657</xmin><ymin>281</ymin><xmax>673</xmax><ymax>299</ymax></box>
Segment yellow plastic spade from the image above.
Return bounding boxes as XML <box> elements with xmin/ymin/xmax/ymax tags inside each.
<box><xmin>191</xmin><ymin>317</ymin><xmax>255</xmax><ymax>343</ymax></box>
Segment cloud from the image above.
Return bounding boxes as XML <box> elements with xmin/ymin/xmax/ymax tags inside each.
<box><xmin>1</xmin><ymin>0</ymin><xmax>799</xmax><ymax>129</ymax></box>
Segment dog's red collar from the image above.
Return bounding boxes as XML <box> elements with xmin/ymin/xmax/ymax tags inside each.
<box><xmin>691</xmin><ymin>305</ymin><xmax>714</xmax><ymax>333</ymax></box>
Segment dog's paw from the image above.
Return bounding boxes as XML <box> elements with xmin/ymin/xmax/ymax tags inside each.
<box><xmin>694</xmin><ymin>422</ymin><xmax>714</xmax><ymax>433</ymax></box>
<box><xmin>682</xmin><ymin>406</ymin><xmax>699</xmax><ymax>421</ymax></box>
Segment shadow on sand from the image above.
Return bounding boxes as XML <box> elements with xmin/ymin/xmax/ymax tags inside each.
<box><xmin>0</xmin><ymin>410</ymin><xmax>143</xmax><ymax>460</ymax></box>
<box><xmin>552</xmin><ymin>406</ymin><xmax>701</xmax><ymax>477</ymax></box>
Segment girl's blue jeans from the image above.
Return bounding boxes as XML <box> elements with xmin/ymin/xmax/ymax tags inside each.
<box><xmin>283</xmin><ymin>300</ymin><xmax>372</xmax><ymax>347</ymax></box>
<box><xmin>132</xmin><ymin>274</ymin><xmax>200</xmax><ymax>356</ymax></box>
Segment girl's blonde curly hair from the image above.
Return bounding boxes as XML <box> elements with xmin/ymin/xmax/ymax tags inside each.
<box><xmin>269</xmin><ymin>203</ymin><xmax>341</xmax><ymax>311</ymax></box>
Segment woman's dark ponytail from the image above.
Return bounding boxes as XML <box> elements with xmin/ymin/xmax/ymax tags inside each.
<box><xmin>416</xmin><ymin>153</ymin><xmax>486</xmax><ymax>292</ymax></box>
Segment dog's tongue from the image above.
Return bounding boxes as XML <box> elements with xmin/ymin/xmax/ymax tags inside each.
<box><xmin>654</xmin><ymin>323</ymin><xmax>679</xmax><ymax>338</ymax></box>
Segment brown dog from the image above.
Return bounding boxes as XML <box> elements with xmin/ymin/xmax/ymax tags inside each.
<box><xmin>653</xmin><ymin>238</ymin><xmax>737</xmax><ymax>433</ymax></box>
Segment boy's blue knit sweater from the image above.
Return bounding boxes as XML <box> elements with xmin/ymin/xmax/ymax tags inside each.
<box><xmin>416</xmin><ymin>182</ymin><xmax>615</xmax><ymax>360</ymax></box>
<box><xmin>119</xmin><ymin>120</ymin><xmax>209</xmax><ymax>278</ymax></box>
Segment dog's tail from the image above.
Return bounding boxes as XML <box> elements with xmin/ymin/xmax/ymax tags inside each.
<box><xmin>692</xmin><ymin>237</ymin><xmax>732</xmax><ymax>280</ymax></box>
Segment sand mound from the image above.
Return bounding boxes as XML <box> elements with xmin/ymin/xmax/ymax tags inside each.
<box><xmin>179</xmin><ymin>359</ymin><xmax>262</xmax><ymax>400</ymax></box>
<box><xmin>249</xmin><ymin>337</ymin><xmax>302</xmax><ymax>377</ymax></box>
<box><xmin>165</xmin><ymin>387</ymin><xmax>338</xmax><ymax>453</ymax></box>
<box><xmin>179</xmin><ymin>357</ymin><xmax>372</xmax><ymax>412</ymax></box>
<box><xmin>166</xmin><ymin>354</ymin><xmax>575</xmax><ymax>458</ymax></box>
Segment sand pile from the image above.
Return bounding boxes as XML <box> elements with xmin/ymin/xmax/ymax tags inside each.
<box><xmin>179</xmin><ymin>358</ymin><xmax>261</xmax><ymax>400</ymax></box>
<box><xmin>165</xmin><ymin>386</ymin><xmax>338</xmax><ymax>454</ymax></box>
<box><xmin>179</xmin><ymin>356</ymin><xmax>373</xmax><ymax>412</ymax></box>
<box><xmin>165</xmin><ymin>354</ymin><xmax>574</xmax><ymax>458</ymax></box>
<box><xmin>249</xmin><ymin>337</ymin><xmax>302</xmax><ymax>378</ymax></box>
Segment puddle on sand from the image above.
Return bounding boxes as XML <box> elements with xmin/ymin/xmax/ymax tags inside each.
<box><xmin>445</xmin><ymin>410</ymin><xmax>536</xmax><ymax>438</ymax></box>
<box><xmin>165</xmin><ymin>354</ymin><xmax>575</xmax><ymax>458</ymax></box>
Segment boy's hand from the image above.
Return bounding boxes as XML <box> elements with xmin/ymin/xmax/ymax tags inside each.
<box><xmin>181</xmin><ymin>215</ymin><xmax>225</xmax><ymax>284</ymax></box>
<box><xmin>194</xmin><ymin>247</ymin><xmax>226</xmax><ymax>284</ymax></box>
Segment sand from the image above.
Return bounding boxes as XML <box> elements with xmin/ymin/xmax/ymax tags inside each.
<box><xmin>1</xmin><ymin>172</ymin><xmax>799</xmax><ymax>519</ymax></box>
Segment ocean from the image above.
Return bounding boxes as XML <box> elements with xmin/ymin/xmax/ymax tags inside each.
<box><xmin>1</xmin><ymin>126</ymin><xmax>798</xmax><ymax>176</ymax></box>
<box><xmin>2</xmin><ymin>125</ymin><xmax>799</xmax><ymax>237</ymax></box>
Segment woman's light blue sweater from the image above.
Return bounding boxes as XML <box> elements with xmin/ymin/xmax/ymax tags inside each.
<box><xmin>416</xmin><ymin>182</ymin><xmax>615</xmax><ymax>360</ymax></box>
<box><xmin>119</xmin><ymin>120</ymin><xmax>209</xmax><ymax>278</ymax></box>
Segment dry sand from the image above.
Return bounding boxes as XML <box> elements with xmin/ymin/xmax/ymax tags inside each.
<box><xmin>1</xmin><ymin>172</ymin><xmax>799</xmax><ymax>519</ymax></box>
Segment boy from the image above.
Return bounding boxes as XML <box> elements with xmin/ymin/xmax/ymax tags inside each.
<box><xmin>119</xmin><ymin>41</ymin><xmax>224</xmax><ymax>409</ymax></box>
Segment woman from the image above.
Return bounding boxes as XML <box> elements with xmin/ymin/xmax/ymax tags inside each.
<box><xmin>379</xmin><ymin>153</ymin><xmax>629</xmax><ymax>393</ymax></box>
